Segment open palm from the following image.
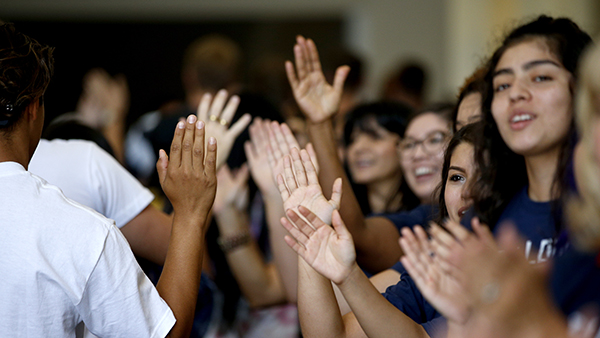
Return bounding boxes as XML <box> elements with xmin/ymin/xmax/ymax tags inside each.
<box><xmin>281</xmin><ymin>207</ymin><xmax>356</xmax><ymax>284</ymax></box>
<box><xmin>277</xmin><ymin>148</ymin><xmax>341</xmax><ymax>225</ymax></box>
<box><xmin>285</xmin><ymin>36</ymin><xmax>349</xmax><ymax>123</ymax></box>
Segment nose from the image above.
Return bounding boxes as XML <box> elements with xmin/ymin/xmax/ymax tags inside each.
<box><xmin>508</xmin><ymin>78</ymin><xmax>531</xmax><ymax>102</ymax></box>
<box><xmin>461</xmin><ymin>183</ymin><xmax>472</xmax><ymax>201</ymax></box>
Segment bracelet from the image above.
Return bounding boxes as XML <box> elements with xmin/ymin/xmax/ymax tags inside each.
<box><xmin>218</xmin><ymin>232</ymin><xmax>251</xmax><ymax>253</ymax></box>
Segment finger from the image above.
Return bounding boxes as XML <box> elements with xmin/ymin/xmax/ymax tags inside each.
<box><xmin>281</xmin><ymin>216</ymin><xmax>309</xmax><ymax>247</ymax></box>
<box><xmin>271</xmin><ymin>121</ymin><xmax>290</xmax><ymax>156</ymax></box>
<box><xmin>170</xmin><ymin>120</ymin><xmax>186</xmax><ymax>167</ymax></box>
<box><xmin>430</xmin><ymin>222</ymin><xmax>460</xmax><ymax>248</ymax></box>
<box><xmin>472</xmin><ymin>218</ymin><xmax>496</xmax><ymax>248</ymax></box>
<box><xmin>284</xmin><ymin>234</ymin><xmax>306</xmax><ymax>257</ymax></box>
<box><xmin>192</xmin><ymin>120</ymin><xmax>205</xmax><ymax>169</ymax></box>
<box><xmin>333</xmin><ymin>65</ymin><xmax>351</xmax><ymax>96</ymax></box>
<box><xmin>244</xmin><ymin>141</ymin><xmax>257</xmax><ymax>165</ymax></box>
<box><xmin>298</xmin><ymin>36</ymin><xmax>313</xmax><ymax>73</ymax></box>
<box><xmin>197</xmin><ymin>93</ymin><xmax>212</xmax><ymax>121</ymax></box>
<box><xmin>283</xmin><ymin>155</ymin><xmax>298</xmax><ymax>191</ymax></box>
<box><xmin>267</xmin><ymin>122</ymin><xmax>284</xmax><ymax>160</ymax></box>
<box><xmin>287</xmin><ymin>208</ymin><xmax>317</xmax><ymax>237</ymax></box>
<box><xmin>226</xmin><ymin>113</ymin><xmax>251</xmax><ymax>140</ymax></box>
<box><xmin>220</xmin><ymin>94</ymin><xmax>240</xmax><ymax>124</ymax></box>
<box><xmin>285</xmin><ymin>60</ymin><xmax>299</xmax><ymax>91</ymax></box>
<box><xmin>280</xmin><ymin>123</ymin><xmax>300</xmax><ymax>149</ymax></box>
<box><xmin>204</xmin><ymin>137</ymin><xmax>217</xmax><ymax>178</ymax></box>
<box><xmin>209</xmin><ymin>89</ymin><xmax>228</xmax><ymax>119</ymax></box>
<box><xmin>277</xmin><ymin>174</ymin><xmax>290</xmax><ymax>201</ymax></box>
<box><xmin>299</xmin><ymin>148</ymin><xmax>319</xmax><ymax>185</ymax></box>
<box><xmin>444</xmin><ymin>219</ymin><xmax>471</xmax><ymax>244</ymax></box>
<box><xmin>298</xmin><ymin>205</ymin><xmax>328</xmax><ymax>229</ymax></box>
<box><xmin>181</xmin><ymin>115</ymin><xmax>197</xmax><ymax>168</ymax></box>
<box><xmin>330</xmin><ymin>178</ymin><xmax>343</xmax><ymax>209</ymax></box>
<box><xmin>266</xmin><ymin>143</ymin><xmax>277</xmax><ymax>172</ymax></box>
<box><xmin>291</xmin><ymin>148</ymin><xmax>308</xmax><ymax>187</ymax></box>
<box><xmin>235</xmin><ymin>163</ymin><xmax>250</xmax><ymax>187</ymax></box>
<box><xmin>156</xmin><ymin>149</ymin><xmax>169</xmax><ymax>184</ymax></box>
<box><xmin>294</xmin><ymin>37</ymin><xmax>307</xmax><ymax>80</ymax></box>
<box><xmin>331</xmin><ymin>209</ymin><xmax>352</xmax><ymax>240</ymax></box>
<box><xmin>305</xmin><ymin>143</ymin><xmax>320</xmax><ymax>173</ymax></box>
<box><xmin>306</xmin><ymin>38</ymin><xmax>322</xmax><ymax>73</ymax></box>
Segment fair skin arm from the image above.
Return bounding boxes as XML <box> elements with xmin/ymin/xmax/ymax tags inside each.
<box><xmin>282</xmin><ymin>207</ymin><xmax>430</xmax><ymax>338</ymax></box>
<box><xmin>212</xmin><ymin>164</ymin><xmax>287</xmax><ymax>308</ymax></box>
<box><xmin>286</xmin><ymin>36</ymin><xmax>403</xmax><ymax>273</ymax></box>
<box><xmin>335</xmin><ymin>269</ymin><xmax>401</xmax><ymax>315</ymax></box>
<box><xmin>246</xmin><ymin>117</ymin><xmax>299</xmax><ymax>302</ymax></box>
<box><xmin>154</xmin><ymin>116</ymin><xmax>217</xmax><ymax>338</ymax></box>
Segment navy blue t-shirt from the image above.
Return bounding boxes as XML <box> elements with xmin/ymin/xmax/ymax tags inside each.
<box><xmin>380</xmin><ymin>204</ymin><xmax>438</xmax><ymax>233</ymax></box>
<box><xmin>382</xmin><ymin>186</ymin><xmax>557</xmax><ymax>336</ymax></box>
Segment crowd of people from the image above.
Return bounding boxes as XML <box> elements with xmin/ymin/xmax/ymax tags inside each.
<box><xmin>0</xmin><ymin>13</ymin><xmax>598</xmax><ymax>338</ymax></box>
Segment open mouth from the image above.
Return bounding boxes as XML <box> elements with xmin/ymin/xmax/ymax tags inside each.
<box><xmin>457</xmin><ymin>205</ymin><xmax>472</xmax><ymax>219</ymax></box>
<box><xmin>509</xmin><ymin>112</ymin><xmax>536</xmax><ymax>130</ymax></box>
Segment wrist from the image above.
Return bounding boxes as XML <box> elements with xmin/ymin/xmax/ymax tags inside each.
<box><xmin>336</xmin><ymin>262</ymin><xmax>361</xmax><ymax>287</ymax></box>
<box><xmin>218</xmin><ymin>231</ymin><xmax>252</xmax><ymax>253</ymax></box>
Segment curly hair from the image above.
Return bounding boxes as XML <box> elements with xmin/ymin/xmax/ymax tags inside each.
<box><xmin>0</xmin><ymin>23</ymin><xmax>54</xmax><ymax>130</ymax></box>
<box><xmin>471</xmin><ymin>15</ymin><xmax>592</xmax><ymax>228</ymax></box>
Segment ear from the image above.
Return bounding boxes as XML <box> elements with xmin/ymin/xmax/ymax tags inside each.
<box><xmin>24</xmin><ymin>99</ymin><xmax>41</xmax><ymax>123</ymax></box>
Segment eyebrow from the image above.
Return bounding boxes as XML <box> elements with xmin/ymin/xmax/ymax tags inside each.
<box><xmin>404</xmin><ymin>130</ymin><xmax>447</xmax><ymax>140</ymax></box>
<box><xmin>448</xmin><ymin>166</ymin><xmax>466</xmax><ymax>174</ymax></box>
<box><xmin>493</xmin><ymin>59</ymin><xmax>562</xmax><ymax>78</ymax></box>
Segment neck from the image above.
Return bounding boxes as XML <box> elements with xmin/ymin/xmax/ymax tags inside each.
<box><xmin>367</xmin><ymin>174</ymin><xmax>403</xmax><ymax>213</ymax></box>
<box><xmin>0</xmin><ymin>129</ymin><xmax>34</xmax><ymax>170</ymax></box>
<box><xmin>524</xmin><ymin>147</ymin><xmax>562</xmax><ymax>202</ymax></box>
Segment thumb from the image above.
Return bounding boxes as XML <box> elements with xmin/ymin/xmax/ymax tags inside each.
<box><xmin>156</xmin><ymin>149</ymin><xmax>169</xmax><ymax>184</ymax></box>
<box><xmin>333</xmin><ymin>65</ymin><xmax>350</xmax><ymax>95</ymax></box>
<box><xmin>331</xmin><ymin>209</ymin><xmax>351</xmax><ymax>240</ymax></box>
<box><xmin>330</xmin><ymin>177</ymin><xmax>343</xmax><ymax>208</ymax></box>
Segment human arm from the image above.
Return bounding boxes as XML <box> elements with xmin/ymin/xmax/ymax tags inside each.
<box><xmin>120</xmin><ymin>205</ymin><xmax>173</xmax><ymax>265</ymax></box>
<box><xmin>286</xmin><ymin>37</ymin><xmax>402</xmax><ymax>273</ymax></box>
<box><xmin>195</xmin><ymin>89</ymin><xmax>251</xmax><ymax>170</ymax></box>
<box><xmin>245</xmin><ymin>118</ymin><xmax>299</xmax><ymax>302</ymax></box>
<box><xmin>334</xmin><ymin>268</ymin><xmax>401</xmax><ymax>315</ymax></box>
<box><xmin>282</xmin><ymin>207</ymin><xmax>430</xmax><ymax>338</ymax></box>
<box><xmin>213</xmin><ymin>164</ymin><xmax>287</xmax><ymax>308</ymax></box>
<box><xmin>154</xmin><ymin>115</ymin><xmax>217</xmax><ymax>338</ymax></box>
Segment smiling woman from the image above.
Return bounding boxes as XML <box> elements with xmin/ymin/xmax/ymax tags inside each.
<box><xmin>398</xmin><ymin>103</ymin><xmax>453</xmax><ymax>204</ymax></box>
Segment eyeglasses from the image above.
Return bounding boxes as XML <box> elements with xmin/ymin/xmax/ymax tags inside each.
<box><xmin>399</xmin><ymin>131</ymin><xmax>449</xmax><ymax>157</ymax></box>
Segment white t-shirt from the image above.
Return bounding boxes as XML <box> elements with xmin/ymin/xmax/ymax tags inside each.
<box><xmin>0</xmin><ymin>162</ymin><xmax>175</xmax><ymax>337</ymax></box>
<box><xmin>29</xmin><ymin>139</ymin><xmax>154</xmax><ymax>228</ymax></box>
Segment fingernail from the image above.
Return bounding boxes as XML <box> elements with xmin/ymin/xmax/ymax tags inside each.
<box><xmin>177</xmin><ymin>121</ymin><xmax>185</xmax><ymax>129</ymax></box>
<box><xmin>196</xmin><ymin>120</ymin><xmax>204</xmax><ymax>129</ymax></box>
<box><xmin>187</xmin><ymin>115</ymin><xmax>196</xmax><ymax>123</ymax></box>
<box><xmin>209</xmin><ymin>137</ymin><xmax>216</xmax><ymax>144</ymax></box>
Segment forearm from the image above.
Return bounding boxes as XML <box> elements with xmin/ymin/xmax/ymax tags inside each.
<box><xmin>103</xmin><ymin>120</ymin><xmax>126</xmax><ymax>164</ymax></box>
<box><xmin>157</xmin><ymin>212</ymin><xmax>206</xmax><ymax>338</ymax></box>
<box><xmin>339</xmin><ymin>264</ymin><xmax>429</xmax><ymax>338</ymax></box>
<box><xmin>120</xmin><ymin>205</ymin><xmax>172</xmax><ymax>265</ymax></box>
<box><xmin>215</xmin><ymin>206</ymin><xmax>287</xmax><ymax>308</ymax></box>
<box><xmin>264</xmin><ymin>191</ymin><xmax>299</xmax><ymax>302</ymax></box>
<box><xmin>297</xmin><ymin>257</ymin><xmax>348</xmax><ymax>338</ymax></box>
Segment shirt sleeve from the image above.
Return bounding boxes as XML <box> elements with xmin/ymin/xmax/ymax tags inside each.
<box><xmin>382</xmin><ymin>262</ymin><xmax>442</xmax><ymax>329</ymax></box>
<box><xmin>88</xmin><ymin>142</ymin><xmax>154</xmax><ymax>228</ymax></box>
<box><xmin>77</xmin><ymin>224</ymin><xmax>175</xmax><ymax>338</ymax></box>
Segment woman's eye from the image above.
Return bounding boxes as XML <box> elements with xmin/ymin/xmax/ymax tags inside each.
<box><xmin>494</xmin><ymin>83</ymin><xmax>510</xmax><ymax>92</ymax></box>
<box><xmin>401</xmin><ymin>142</ymin><xmax>415</xmax><ymax>150</ymax></box>
<box><xmin>533</xmin><ymin>75</ymin><xmax>552</xmax><ymax>82</ymax></box>
<box><xmin>449</xmin><ymin>174</ymin><xmax>465</xmax><ymax>182</ymax></box>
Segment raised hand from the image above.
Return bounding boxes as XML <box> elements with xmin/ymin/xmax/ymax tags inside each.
<box><xmin>245</xmin><ymin>117</ymin><xmax>279</xmax><ymax>195</ymax></box>
<box><xmin>278</xmin><ymin>147</ymin><xmax>341</xmax><ymax>225</ymax></box>
<box><xmin>285</xmin><ymin>36</ymin><xmax>350</xmax><ymax>123</ymax></box>
<box><xmin>213</xmin><ymin>164</ymin><xmax>249</xmax><ymax>214</ymax></box>
<box><xmin>281</xmin><ymin>206</ymin><xmax>356</xmax><ymax>284</ymax></box>
<box><xmin>77</xmin><ymin>68</ymin><xmax>129</xmax><ymax>128</ymax></box>
<box><xmin>157</xmin><ymin>114</ymin><xmax>217</xmax><ymax>219</ymax></box>
<box><xmin>196</xmin><ymin>89</ymin><xmax>252</xmax><ymax>170</ymax></box>
<box><xmin>399</xmin><ymin>225</ymin><xmax>472</xmax><ymax>324</ymax></box>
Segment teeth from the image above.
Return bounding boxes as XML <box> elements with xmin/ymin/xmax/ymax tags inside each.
<box><xmin>415</xmin><ymin>167</ymin><xmax>433</xmax><ymax>177</ymax></box>
<box><xmin>460</xmin><ymin>209</ymin><xmax>467</xmax><ymax>216</ymax></box>
<box><xmin>511</xmin><ymin>114</ymin><xmax>533</xmax><ymax>123</ymax></box>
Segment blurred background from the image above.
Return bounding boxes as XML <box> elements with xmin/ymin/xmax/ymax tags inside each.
<box><xmin>3</xmin><ymin>0</ymin><xmax>599</xmax><ymax>126</ymax></box>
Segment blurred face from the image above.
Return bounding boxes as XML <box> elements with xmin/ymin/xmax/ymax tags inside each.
<box><xmin>444</xmin><ymin>142</ymin><xmax>475</xmax><ymax>223</ymax></box>
<box><xmin>455</xmin><ymin>93</ymin><xmax>482</xmax><ymax>131</ymax></box>
<box><xmin>399</xmin><ymin>113</ymin><xmax>450</xmax><ymax>203</ymax></box>
<box><xmin>491</xmin><ymin>39</ymin><xmax>573</xmax><ymax>157</ymax></box>
<box><xmin>347</xmin><ymin>119</ymin><xmax>401</xmax><ymax>185</ymax></box>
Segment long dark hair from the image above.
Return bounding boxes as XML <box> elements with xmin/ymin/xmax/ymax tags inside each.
<box><xmin>342</xmin><ymin>101</ymin><xmax>419</xmax><ymax>213</ymax></box>
<box><xmin>472</xmin><ymin>15</ymin><xmax>592</xmax><ymax>227</ymax></box>
<box><xmin>436</xmin><ymin>122</ymin><xmax>482</xmax><ymax>223</ymax></box>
